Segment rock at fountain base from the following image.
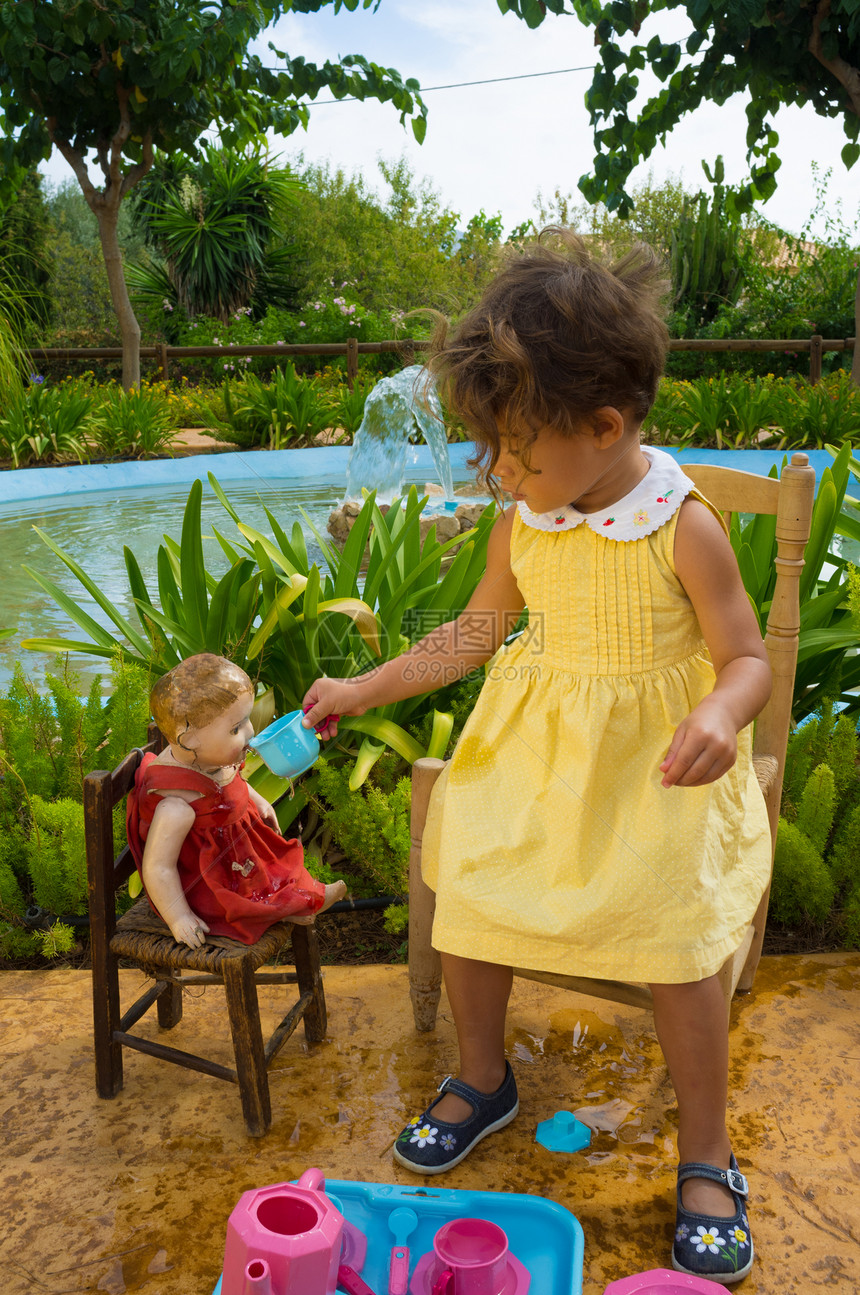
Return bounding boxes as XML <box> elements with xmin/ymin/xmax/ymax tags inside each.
<box><xmin>327</xmin><ymin>497</ymin><xmax>489</xmax><ymax>552</ymax></box>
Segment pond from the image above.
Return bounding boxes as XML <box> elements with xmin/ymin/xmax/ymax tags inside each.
<box><xmin>0</xmin><ymin>445</ymin><xmax>840</xmax><ymax>695</ymax></box>
<box><xmin>0</xmin><ymin>444</ymin><xmax>483</xmax><ymax>693</ymax></box>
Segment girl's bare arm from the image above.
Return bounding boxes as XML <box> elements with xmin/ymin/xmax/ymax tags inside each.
<box><xmin>661</xmin><ymin>498</ymin><xmax>772</xmax><ymax>788</ymax></box>
<box><xmin>140</xmin><ymin>795</ymin><xmax>210</xmax><ymax>947</ymax></box>
<box><xmin>302</xmin><ymin>505</ymin><xmax>526</xmax><ymax>737</ymax></box>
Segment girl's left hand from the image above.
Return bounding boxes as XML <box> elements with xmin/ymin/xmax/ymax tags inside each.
<box><xmin>660</xmin><ymin>700</ymin><xmax>738</xmax><ymax>788</ymax></box>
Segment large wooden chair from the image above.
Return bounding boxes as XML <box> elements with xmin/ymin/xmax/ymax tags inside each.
<box><xmin>84</xmin><ymin>724</ymin><xmax>327</xmax><ymax>1136</ymax></box>
<box><xmin>408</xmin><ymin>452</ymin><xmax>816</xmax><ymax>1030</ymax></box>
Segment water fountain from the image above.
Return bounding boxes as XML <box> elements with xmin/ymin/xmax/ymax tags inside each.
<box><xmin>328</xmin><ymin>365</ymin><xmax>488</xmax><ymax>548</ymax></box>
<box><xmin>344</xmin><ymin>365</ymin><xmax>454</xmax><ymax>503</ymax></box>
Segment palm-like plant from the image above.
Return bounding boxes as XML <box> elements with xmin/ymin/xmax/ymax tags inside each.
<box><xmin>126</xmin><ymin>145</ymin><xmax>302</xmax><ymax>322</ymax></box>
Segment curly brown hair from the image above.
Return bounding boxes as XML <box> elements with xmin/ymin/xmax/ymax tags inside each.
<box><xmin>150</xmin><ymin>654</ymin><xmax>253</xmax><ymax>745</ymax></box>
<box><xmin>427</xmin><ymin>228</ymin><xmax>669</xmax><ymax>486</ymax></box>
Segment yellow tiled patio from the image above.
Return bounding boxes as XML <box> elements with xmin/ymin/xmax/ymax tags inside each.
<box><xmin>3</xmin><ymin>953</ymin><xmax>858</xmax><ymax>1295</ymax></box>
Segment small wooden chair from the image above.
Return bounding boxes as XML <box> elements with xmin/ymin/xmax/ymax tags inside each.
<box><xmin>408</xmin><ymin>452</ymin><xmax>816</xmax><ymax>1029</ymax></box>
<box><xmin>84</xmin><ymin>725</ymin><xmax>327</xmax><ymax>1136</ymax></box>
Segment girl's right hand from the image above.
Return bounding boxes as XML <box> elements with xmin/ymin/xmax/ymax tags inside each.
<box><xmin>301</xmin><ymin>677</ymin><xmax>372</xmax><ymax>740</ymax></box>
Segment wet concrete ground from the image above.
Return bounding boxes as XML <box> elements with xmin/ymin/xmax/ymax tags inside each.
<box><xmin>2</xmin><ymin>954</ymin><xmax>859</xmax><ymax>1295</ymax></box>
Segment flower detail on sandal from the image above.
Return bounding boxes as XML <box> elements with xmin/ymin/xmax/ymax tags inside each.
<box><xmin>691</xmin><ymin>1225</ymin><xmax>726</xmax><ymax>1255</ymax></box>
<box><xmin>408</xmin><ymin>1124</ymin><xmax>437</xmax><ymax>1147</ymax></box>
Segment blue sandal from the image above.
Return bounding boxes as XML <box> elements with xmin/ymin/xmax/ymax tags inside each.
<box><xmin>672</xmin><ymin>1154</ymin><xmax>754</xmax><ymax>1284</ymax></box>
<box><xmin>393</xmin><ymin>1063</ymin><xmax>519</xmax><ymax>1174</ymax></box>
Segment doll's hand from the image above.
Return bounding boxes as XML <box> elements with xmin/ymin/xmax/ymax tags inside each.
<box><xmin>660</xmin><ymin>700</ymin><xmax>738</xmax><ymax>788</ymax></box>
<box><xmin>170</xmin><ymin>913</ymin><xmax>211</xmax><ymax>948</ymax></box>
<box><xmin>247</xmin><ymin>784</ymin><xmax>280</xmax><ymax>831</ymax></box>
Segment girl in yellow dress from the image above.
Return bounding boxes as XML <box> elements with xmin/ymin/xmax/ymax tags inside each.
<box><xmin>302</xmin><ymin>231</ymin><xmax>770</xmax><ymax>1283</ymax></box>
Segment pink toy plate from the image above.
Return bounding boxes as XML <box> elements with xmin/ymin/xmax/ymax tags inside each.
<box><xmin>602</xmin><ymin>1269</ymin><xmax>733</xmax><ymax>1295</ymax></box>
<box><xmin>410</xmin><ymin>1250</ymin><xmax>531</xmax><ymax>1295</ymax></box>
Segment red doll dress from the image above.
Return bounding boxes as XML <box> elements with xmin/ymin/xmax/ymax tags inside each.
<box><xmin>126</xmin><ymin>752</ymin><xmax>326</xmax><ymax>944</ymax></box>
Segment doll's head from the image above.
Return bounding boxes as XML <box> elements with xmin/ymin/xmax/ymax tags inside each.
<box><xmin>150</xmin><ymin>654</ymin><xmax>255</xmax><ymax>769</ymax></box>
<box><xmin>427</xmin><ymin>227</ymin><xmax>669</xmax><ymax>489</ymax></box>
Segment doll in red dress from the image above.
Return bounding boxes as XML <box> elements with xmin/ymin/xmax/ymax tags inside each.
<box><xmin>127</xmin><ymin>653</ymin><xmax>346</xmax><ymax>947</ymax></box>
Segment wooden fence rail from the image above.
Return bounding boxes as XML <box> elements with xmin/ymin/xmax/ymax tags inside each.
<box><xmin>28</xmin><ymin>334</ymin><xmax>856</xmax><ymax>387</ymax></box>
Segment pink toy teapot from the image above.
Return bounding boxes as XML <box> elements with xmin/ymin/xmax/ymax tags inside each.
<box><xmin>222</xmin><ymin>1169</ymin><xmax>366</xmax><ymax>1295</ymax></box>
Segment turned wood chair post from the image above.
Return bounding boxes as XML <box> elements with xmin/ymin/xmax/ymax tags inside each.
<box><xmin>409</xmin><ymin>758</ymin><xmax>445</xmax><ymax>1032</ymax></box>
<box><xmin>738</xmin><ymin>451</ymin><xmax>815</xmax><ymax>989</ymax></box>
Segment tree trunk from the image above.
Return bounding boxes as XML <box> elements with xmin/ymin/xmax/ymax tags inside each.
<box><xmin>96</xmin><ymin>205</ymin><xmax>141</xmax><ymax>390</ymax></box>
<box><xmin>853</xmin><ymin>264</ymin><xmax>860</xmax><ymax>386</ymax></box>
<box><xmin>51</xmin><ymin>128</ymin><xmax>149</xmax><ymax>392</ymax></box>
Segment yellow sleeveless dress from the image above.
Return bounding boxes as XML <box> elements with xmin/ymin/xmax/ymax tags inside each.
<box><xmin>422</xmin><ymin>448</ymin><xmax>772</xmax><ymax>983</ymax></box>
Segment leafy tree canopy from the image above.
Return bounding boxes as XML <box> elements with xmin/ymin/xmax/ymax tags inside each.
<box><xmin>0</xmin><ymin>0</ymin><xmax>426</xmax><ymax>385</ymax></box>
<box><xmin>0</xmin><ymin>0</ymin><xmax>426</xmax><ymax>195</ymax></box>
<box><xmin>281</xmin><ymin>156</ymin><xmax>504</xmax><ymax>316</ymax></box>
<box><xmin>499</xmin><ymin>0</ymin><xmax>860</xmax><ymax>215</ymax></box>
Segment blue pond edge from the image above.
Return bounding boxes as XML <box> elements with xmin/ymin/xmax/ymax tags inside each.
<box><xmin>0</xmin><ymin>444</ymin><xmax>837</xmax><ymax>504</ymax></box>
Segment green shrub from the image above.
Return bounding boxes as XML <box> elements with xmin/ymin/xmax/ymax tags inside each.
<box><xmin>0</xmin><ymin>926</ymin><xmax>41</xmax><ymax>960</ymax></box>
<box><xmin>770</xmin><ymin>819</ymin><xmax>836</xmax><ymax>925</ymax></box>
<box><xmin>313</xmin><ymin>754</ymin><xmax>411</xmax><ymax>900</ymax></box>
<box><xmin>829</xmin><ymin>804</ymin><xmax>860</xmax><ymax>890</ymax></box>
<box><xmin>795</xmin><ymin>764</ymin><xmax>835</xmax><ymax>854</ymax></box>
<box><xmin>202</xmin><ymin>365</ymin><xmax>334</xmax><ymax>449</ymax></box>
<box><xmin>773</xmin><ymin>707</ymin><xmax>860</xmax><ymax>942</ymax></box>
<box><xmin>0</xmin><ymin>656</ymin><xmax>149</xmax><ymax>956</ymax></box>
<box><xmin>33</xmin><ymin>921</ymin><xmax>77</xmax><ymax>958</ymax></box>
<box><xmin>0</xmin><ymin>858</ymin><xmax>27</xmax><ymax>919</ymax></box>
<box><xmin>0</xmin><ymin>382</ymin><xmax>92</xmax><ymax>467</ymax></box>
<box><xmin>841</xmin><ymin>886</ymin><xmax>860</xmax><ymax>950</ymax></box>
<box><xmin>27</xmin><ymin>796</ymin><xmax>88</xmax><ymax>916</ymax></box>
<box><xmin>89</xmin><ymin>386</ymin><xmax>180</xmax><ymax>459</ymax></box>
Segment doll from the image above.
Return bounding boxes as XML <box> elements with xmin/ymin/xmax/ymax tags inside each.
<box><xmin>127</xmin><ymin>653</ymin><xmax>346</xmax><ymax>948</ymax></box>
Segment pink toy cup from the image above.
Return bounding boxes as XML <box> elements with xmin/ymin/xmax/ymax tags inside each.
<box><xmin>430</xmin><ymin>1219</ymin><xmax>510</xmax><ymax>1295</ymax></box>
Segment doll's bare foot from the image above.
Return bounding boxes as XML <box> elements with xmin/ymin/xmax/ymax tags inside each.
<box><xmin>319</xmin><ymin>880</ymin><xmax>347</xmax><ymax>912</ymax></box>
<box><xmin>286</xmin><ymin>881</ymin><xmax>347</xmax><ymax>925</ymax></box>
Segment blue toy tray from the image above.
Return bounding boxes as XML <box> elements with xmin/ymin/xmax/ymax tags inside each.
<box><xmin>213</xmin><ymin>1177</ymin><xmax>584</xmax><ymax>1295</ymax></box>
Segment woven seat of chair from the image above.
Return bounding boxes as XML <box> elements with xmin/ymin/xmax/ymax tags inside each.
<box><xmin>112</xmin><ymin>897</ymin><xmax>294</xmax><ymax>974</ymax></box>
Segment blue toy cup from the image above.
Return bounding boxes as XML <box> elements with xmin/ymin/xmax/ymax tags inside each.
<box><xmin>250</xmin><ymin>710</ymin><xmax>321</xmax><ymax>779</ymax></box>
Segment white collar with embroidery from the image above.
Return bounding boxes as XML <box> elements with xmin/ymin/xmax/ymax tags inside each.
<box><xmin>515</xmin><ymin>445</ymin><xmax>693</xmax><ymax>541</ymax></box>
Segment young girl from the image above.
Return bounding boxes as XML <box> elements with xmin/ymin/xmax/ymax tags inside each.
<box><xmin>127</xmin><ymin>653</ymin><xmax>345</xmax><ymax>948</ymax></box>
<box><xmin>302</xmin><ymin>232</ymin><xmax>770</xmax><ymax>1283</ymax></box>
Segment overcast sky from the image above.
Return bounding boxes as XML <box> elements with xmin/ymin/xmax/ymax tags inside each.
<box><xmin>39</xmin><ymin>0</ymin><xmax>858</xmax><ymax>243</ymax></box>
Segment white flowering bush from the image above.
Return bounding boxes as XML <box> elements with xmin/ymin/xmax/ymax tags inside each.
<box><xmin>173</xmin><ymin>290</ymin><xmax>404</xmax><ymax>380</ymax></box>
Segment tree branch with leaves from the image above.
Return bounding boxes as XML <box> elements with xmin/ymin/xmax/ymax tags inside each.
<box><xmin>0</xmin><ymin>0</ymin><xmax>426</xmax><ymax>388</ymax></box>
<box><xmin>499</xmin><ymin>0</ymin><xmax>859</xmax><ymax>379</ymax></box>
